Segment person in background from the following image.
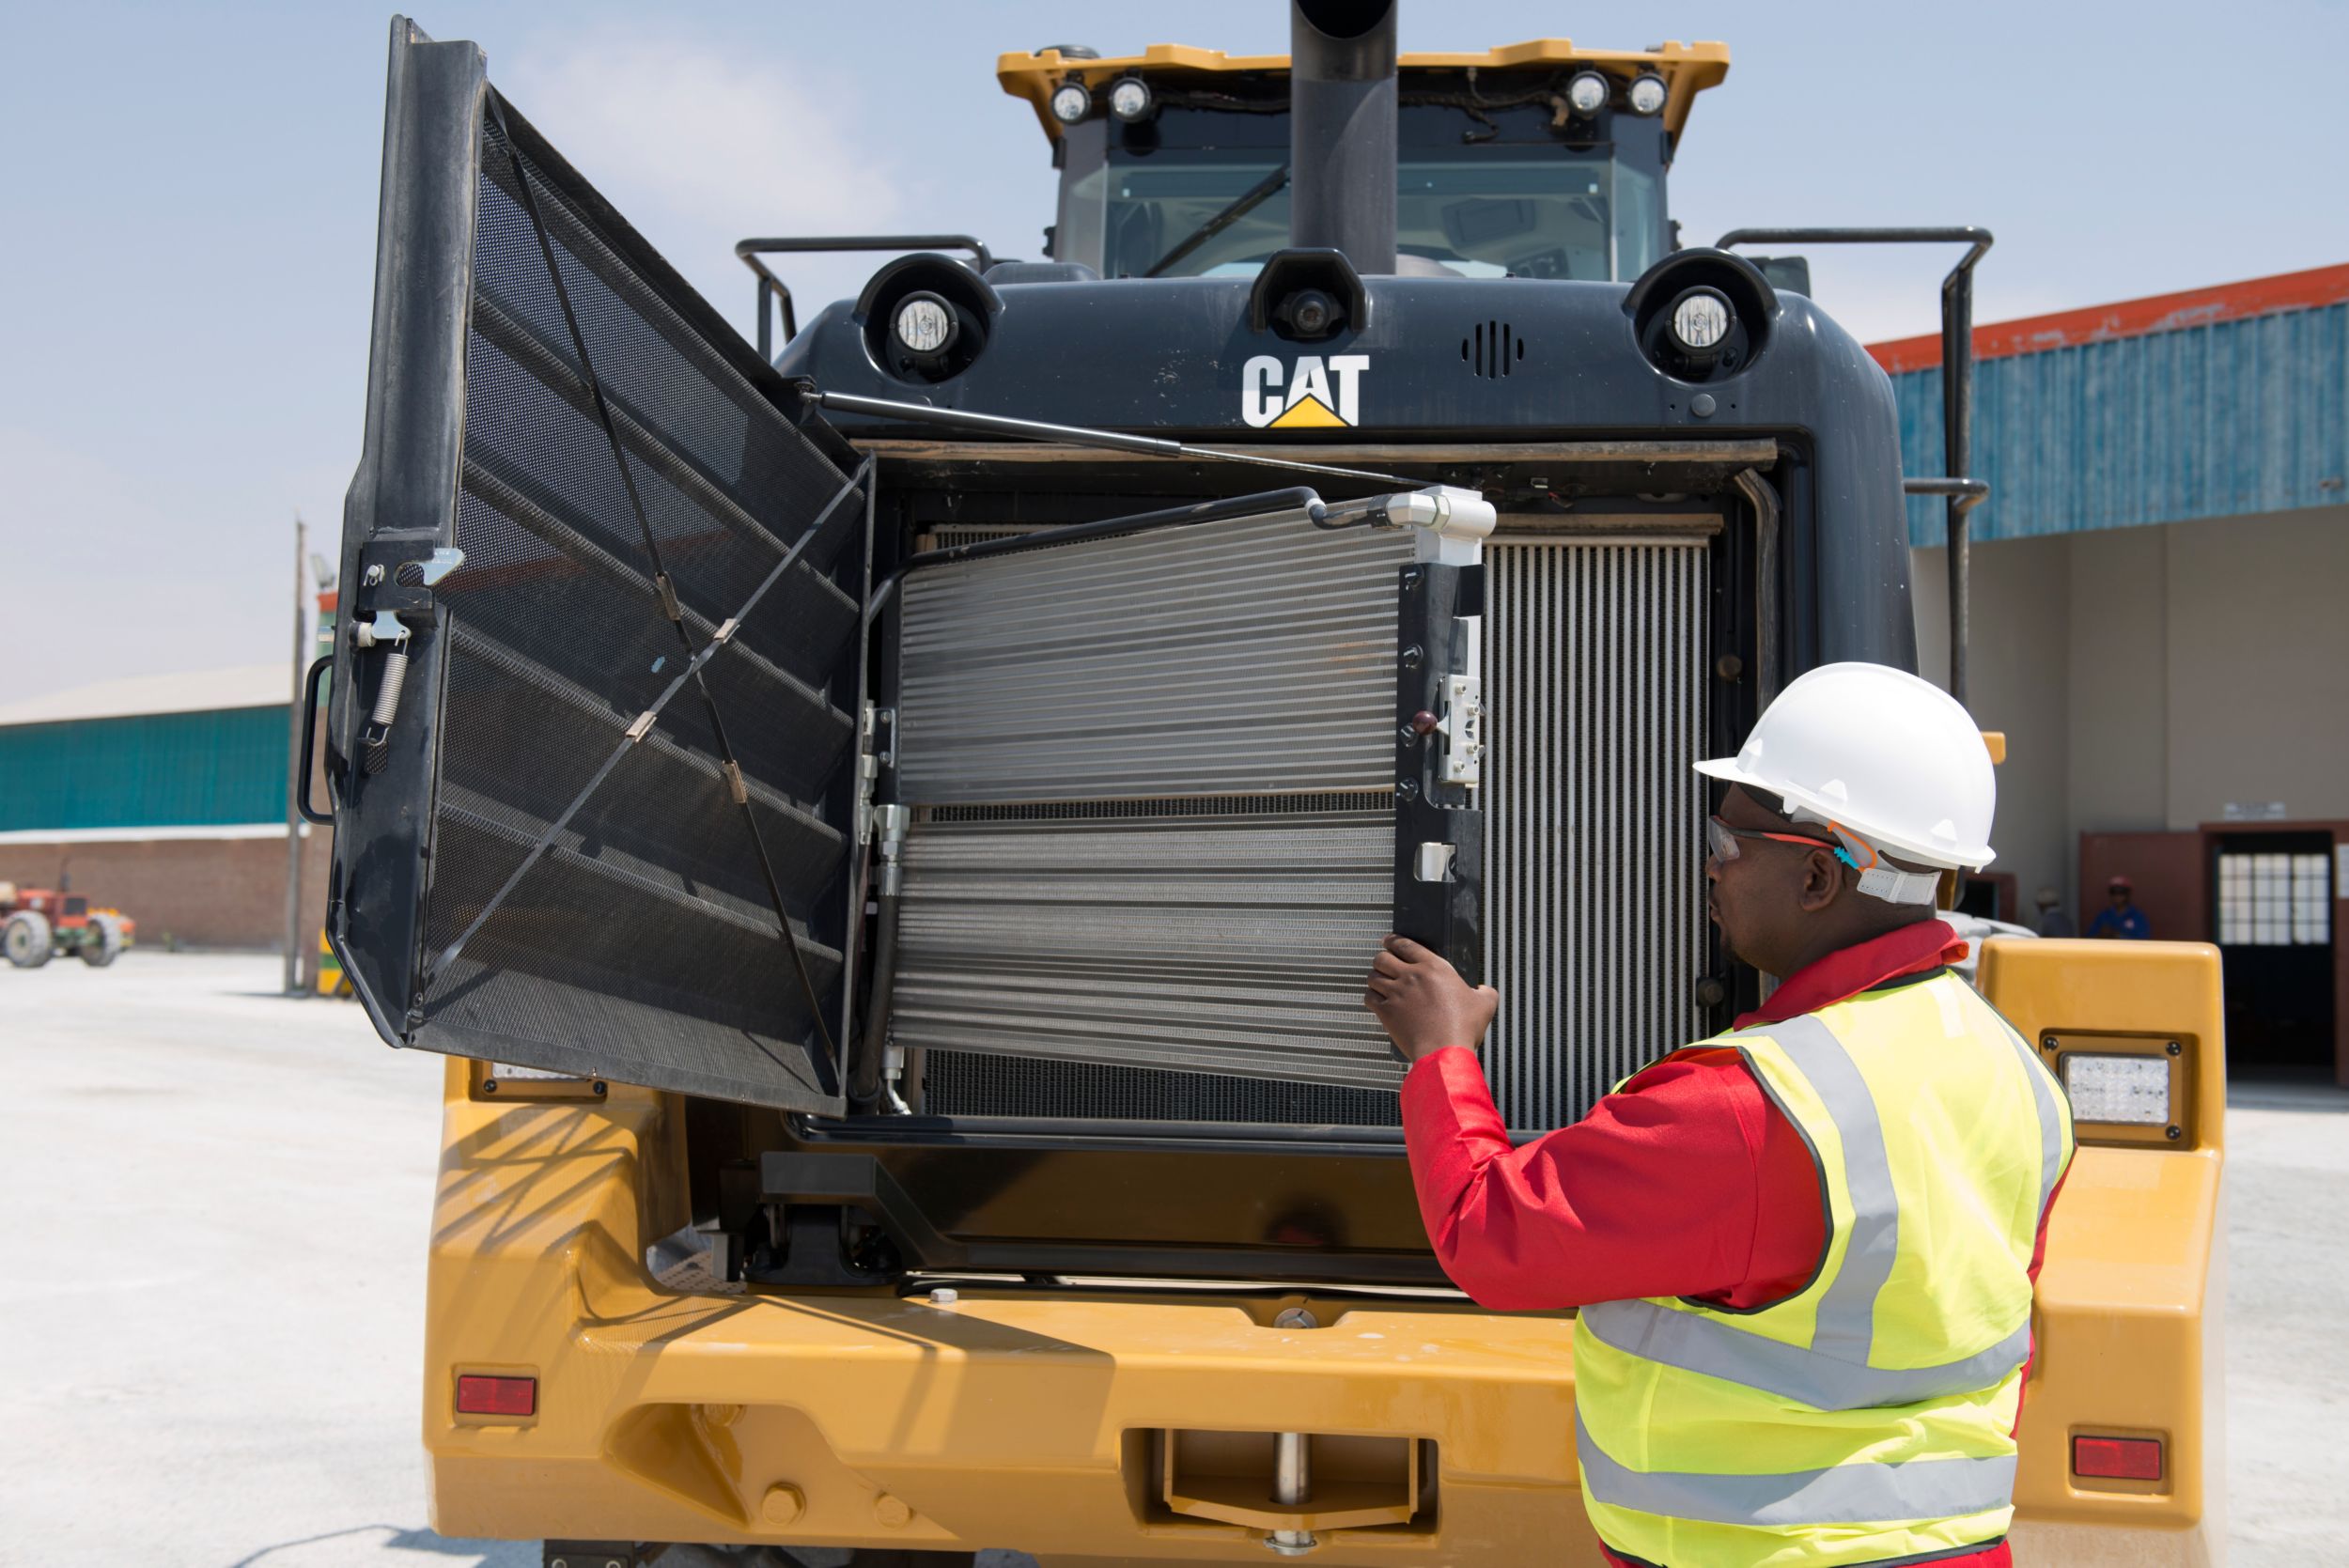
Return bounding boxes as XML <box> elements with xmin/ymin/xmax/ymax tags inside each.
<box><xmin>2087</xmin><ymin>875</ymin><xmax>2152</xmax><ymax>939</ymax></box>
<box><xmin>2033</xmin><ymin>886</ymin><xmax>2076</xmax><ymax>939</ymax></box>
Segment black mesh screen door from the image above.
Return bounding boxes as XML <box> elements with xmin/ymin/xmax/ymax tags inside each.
<box><xmin>327</xmin><ymin>20</ymin><xmax>872</xmax><ymax>1112</ymax></box>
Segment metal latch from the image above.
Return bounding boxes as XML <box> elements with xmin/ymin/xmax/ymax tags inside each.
<box><xmin>1437</xmin><ymin>673</ymin><xmax>1485</xmax><ymax>786</ymax></box>
<box><xmin>351</xmin><ymin>547</ymin><xmax>464</xmax><ymax>775</ymax></box>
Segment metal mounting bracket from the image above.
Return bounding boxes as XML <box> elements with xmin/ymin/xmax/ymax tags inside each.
<box><xmin>1438</xmin><ymin>673</ymin><xmax>1485</xmax><ymax>786</ymax></box>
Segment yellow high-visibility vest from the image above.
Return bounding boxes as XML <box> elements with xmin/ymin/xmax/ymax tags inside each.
<box><xmin>1573</xmin><ymin>971</ymin><xmax>2073</xmax><ymax>1567</ymax></box>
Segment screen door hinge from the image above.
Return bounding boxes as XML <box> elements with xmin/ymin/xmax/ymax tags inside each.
<box><xmin>855</xmin><ymin>705</ymin><xmax>895</xmax><ymax>845</ymax></box>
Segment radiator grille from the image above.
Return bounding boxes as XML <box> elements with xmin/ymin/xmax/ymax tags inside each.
<box><xmin>915</xmin><ymin>531</ymin><xmax>1714</xmax><ymax>1126</ymax></box>
<box><xmin>896</xmin><ymin>514</ymin><xmax>1414</xmax><ymax>803</ymax></box>
<box><xmin>1482</xmin><ymin>537</ymin><xmax>1711</xmax><ymax>1129</ymax></box>
<box><xmin>893</xmin><ymin>800</ymin><xmax>1402</xmax><ymax>1092</ymax></box>
<box><xmin>892</xmin><ymin>513</ymin><xmax>1419</xmax><ymax>1094</ymax></box>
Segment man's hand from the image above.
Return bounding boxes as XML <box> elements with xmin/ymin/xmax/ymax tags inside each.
<box><xmin>1363</xmin><ymin>935</ymin><xmax>1500</xmax><ymax>1063</ymax></box>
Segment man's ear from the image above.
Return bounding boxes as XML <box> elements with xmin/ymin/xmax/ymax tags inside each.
<box><xmin>1797</xmin><ymin>848</ymin><xmax>1843</xmax><ymax>913</ymax></box>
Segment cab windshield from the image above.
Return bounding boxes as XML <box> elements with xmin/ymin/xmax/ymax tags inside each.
<box><xmin>1063</xmin><ymin>145</ymin><xmax>1659</xmax><ymax>282</ymax></box>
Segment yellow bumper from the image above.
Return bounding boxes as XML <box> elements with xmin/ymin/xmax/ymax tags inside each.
<box><xmin>427</xmin><ymin>939</ymin><xmax>2223</xmax><ymax>1564</ymax></box>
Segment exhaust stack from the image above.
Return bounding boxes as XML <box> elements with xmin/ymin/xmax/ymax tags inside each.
<box><xmin>1288</xmin><ymin>0</ymin><xmax>1398</xmax><ymax>274</ymax></box>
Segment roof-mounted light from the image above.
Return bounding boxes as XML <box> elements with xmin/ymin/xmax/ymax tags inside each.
<box><xmin>1107</xmin><ymin>76</ymin><xmax>1156</xmax><ymax>123</ymax></box>
<box><xmin>1626</xmin><ymin>72</ymin><xmax>1668</xmax><ymax>116</ymax></box>
<box><xmin>1669</xmin><ymin>287</ymin><xmax>1732</xmax><ymax>355</ymax></box>
<box><xmin>1564</xmin><ymin>70</ymin><xmax>1610</xmax><ymax>118</ymax></box>
<box><xmin>1049</xmin><ymin>78</ymin><xmax>1093</xmax><ymax>125</ymax></box>
<box><xmin>893</xmin><ymin>293</ymin><xmax>958</xmax><ymax>359</ymax></box>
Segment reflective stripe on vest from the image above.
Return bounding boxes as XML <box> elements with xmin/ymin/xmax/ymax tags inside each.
<box><xmin>1580</xmin><ymin>1007</ymin><xmax>2069</xmax><ymax>1412</ymax></box>
<box><xmin>1575</xmin><ymin>1409</ymin><xmax>2021</xmax><ymax>1529</ymax></box>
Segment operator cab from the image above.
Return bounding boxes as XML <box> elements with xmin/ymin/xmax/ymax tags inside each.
<box><xmin>998</xmin><ymin>41</ymin><xmax>1728</xmax><ymax>282</ymax></box>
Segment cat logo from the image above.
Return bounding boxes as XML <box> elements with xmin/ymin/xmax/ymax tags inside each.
<box><xmin>1240</xmin><ymin>353</ymin><xmax>1370</xmax><ymax>429</ymax></box>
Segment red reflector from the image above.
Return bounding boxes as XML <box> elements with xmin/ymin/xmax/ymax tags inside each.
<box><xmin>2073</xmin><ymin>1436</ymin><xmax>2162</xmax><ymax>1481</ymax></box>
<box><xmin>456</xmin><ymin>1374</ymin><xmax>537</xmax><ymax>1418</ymax></box>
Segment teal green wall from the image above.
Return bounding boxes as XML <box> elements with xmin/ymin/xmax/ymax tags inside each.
<box><xmin>1893</xmin><ymin>301</ymin><xmax>2348</xmax><ymax>546</ymax></box>
<box><xmin>0</xmin><ymin>706</ymin><xmax>288</xmax><ymax>831</ymax></box>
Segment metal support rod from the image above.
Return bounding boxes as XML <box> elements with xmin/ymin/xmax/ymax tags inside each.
<box><xmin>1268</xmin><ymin>1431</ymin><xmax>1315</xmax><ymax>1555</ymax></box>
<box><xmin>281</xmin><ymin>514</ymin><xmax>307</xmax><ymax>996</ymax></box>
<box><xmin>811</xmin><ymin>389</ymin><xmax>1416</xmax><ymax>488</ymax></box>
<box><xmin>736</xmin><ymin>235</ymin><xmax>995</xmax><ymax>359</ymax></box>
<box><xmin>1716</xmin><ymin>226</ymin><xmax>1992</xmax><ymax>706</ymax></box>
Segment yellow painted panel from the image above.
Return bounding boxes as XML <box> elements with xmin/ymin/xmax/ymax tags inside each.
<box><xmin>997</xmin><ymin>39</ymin><xmax>1733</xmax><ymax>144</ymax></box>
<box><xmin>424</xmin><ymin>931</ymin><xmax>2225</xmax><ymax>1567</ymax></box>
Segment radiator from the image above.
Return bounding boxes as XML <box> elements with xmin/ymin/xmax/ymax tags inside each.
<box><xmin>1481</xmin><ymin>536</ymin><xmax>1711</xmax><ymax>1129</ymax></box>
<box><xmin>888</xmin><ymin>510</ymin><xmax>1471</xmax><ymax>1095</ymax></box>
<box><xmin>905</xmin><ymin>525</ymin><xmax>1709</xmax><ymax>1128</ymax></box>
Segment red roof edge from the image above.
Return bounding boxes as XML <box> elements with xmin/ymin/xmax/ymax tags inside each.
<box><xmin>1867</xmin><ymin>262</ymin><xmax>2349</xmax><ymax>374</ymax></box>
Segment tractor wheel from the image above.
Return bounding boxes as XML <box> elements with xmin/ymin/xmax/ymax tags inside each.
<box><xmin>79</xmin><ymin>912</ymin><xmax>123</xmax><ymax>968</ymax></box>
<box><xmin>3</xmin><ymin>909</ymin><xmax>54</xmax><ymax>969</ymax></box>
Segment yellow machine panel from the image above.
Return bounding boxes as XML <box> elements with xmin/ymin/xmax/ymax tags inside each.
<box><xmin>423</xmin><ymin>933</ymin><xmax>2224</xmax><ymax>1564</ymax></box>
<box><xmin>997</xmin><ymin>39</ymin><xmax>1732</xmax><ymax>144</ymax></box>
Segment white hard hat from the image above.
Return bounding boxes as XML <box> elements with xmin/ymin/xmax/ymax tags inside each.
<box><xmin>1695</xmin><ymin>661</ymin><xmax>1997</xmax><ymax>870</ymax></box>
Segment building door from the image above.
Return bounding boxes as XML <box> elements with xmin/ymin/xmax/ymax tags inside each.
<box><xmin>2214</xmin><ymin>832</ymin><xmax>2336</xmax><ymax>1078</ymax></box>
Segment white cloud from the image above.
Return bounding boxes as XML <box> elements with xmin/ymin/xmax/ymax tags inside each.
<box><xmin>507</xmin><ymin>24</ymin><xmax>901</xmax><ymax>237</ymax></box>
<box><xmin>504</xmin><ymin>22</ymin><xmax>921</xmax><ymax>334</ymax></box>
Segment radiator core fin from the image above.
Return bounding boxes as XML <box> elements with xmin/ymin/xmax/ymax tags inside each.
<box><xmin>1481</xmin><ymin>536</ymin><xmax>1711</xmax><ymax>1130</ymax></box>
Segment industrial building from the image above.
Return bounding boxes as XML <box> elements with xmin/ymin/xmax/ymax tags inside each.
<box><xmin>0</xmin><ymin>664</ymin><xmax>330</xmax><ymax>953</ymax></box>
<box><xmin>1890</xmin><ymin>262</ymin><xmax>2348</xmax><ymax>1084</ymax></box>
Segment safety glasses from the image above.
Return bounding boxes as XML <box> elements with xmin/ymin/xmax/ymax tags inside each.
<box><xmin>1705</xmin><ymin>815</ymin><xmax>1841</xmax><ymax>865</ymax></box>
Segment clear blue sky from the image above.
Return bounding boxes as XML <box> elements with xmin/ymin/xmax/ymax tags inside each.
<box><xmin>4</xmin><ymin>0</ymin><xmax>2343</xmax><ymax>704</ymax></box>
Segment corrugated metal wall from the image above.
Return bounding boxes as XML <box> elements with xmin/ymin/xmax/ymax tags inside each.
<box><xmin>1892</xmin><ymin>300</ymin><xmax>2349</xmax><ymax>545</ymax></box>
<box><xmin>0</xmin><ymin>706</ymin><xmax>288</xmax><ymax>831</ymax></box>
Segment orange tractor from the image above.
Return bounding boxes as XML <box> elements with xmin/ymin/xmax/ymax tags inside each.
<box><xmin>0</xmin><ymin>882</ymin><xmax>132</xmax><ymax>969</ymax></box>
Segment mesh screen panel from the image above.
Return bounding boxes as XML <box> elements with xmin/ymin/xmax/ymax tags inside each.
<box><xmin>407</xmin><ymin>98</ymin><xmax>866</xmax><ymax>1106</ymax></box>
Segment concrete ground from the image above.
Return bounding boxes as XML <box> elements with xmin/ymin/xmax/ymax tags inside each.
<box><xmin>0</xmin><ymin>951</ymin><xmax>2340</xmax><ymax>1566</ymax></box>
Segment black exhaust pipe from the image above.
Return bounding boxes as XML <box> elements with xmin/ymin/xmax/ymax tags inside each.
<box><xmin>1289</xmin><ymin>0</ymin><xmax>1398</xmax><ymax>275</ymax></box>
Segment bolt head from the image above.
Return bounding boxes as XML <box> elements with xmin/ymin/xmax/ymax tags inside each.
<box><xmin>761</xmin><ymin>1483</ymin><xmax>805</xmax><ymax>1525</ymax></box>
<box><xmin>2165</xmin><ymin>1125</ymin><xmax>2183</xmax><ymax>1141</ymax></box>
<box><xmin>875</xmin><ymin>1492</ymin><xmax>913</xmax><ymax>1529</ymax></box>
<box><xmin>1273</xmin><ymin>1307</ymin><xmax>1318</xmax><ymax>1329</ymax></box>
<box><xmin>2167</xmin><ymin>1040</ymin><xmax>2183</xmax><ymax>1056</ymax></box>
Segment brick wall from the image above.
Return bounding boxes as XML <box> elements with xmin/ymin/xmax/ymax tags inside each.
<box><xmin>0</xmin><ymin>830</ymin><xmax>334</xmax><ymax>955</ymax></box>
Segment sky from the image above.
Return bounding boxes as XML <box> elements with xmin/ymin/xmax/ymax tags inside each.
<box><xmin>3</xmin><ymin>0</ymin><xmax>2344</xmax><ymax>705</ymax></box>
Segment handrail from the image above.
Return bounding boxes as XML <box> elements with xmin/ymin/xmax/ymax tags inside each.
<box><xmin>1718</xmin><ymin>226</ymin><xmax>1993</xmax><ymax>705</ymax></box>
<box><xmin>735</xmin><ymin>235</ymin><xmax>996</xmax><ymax>359</ymax></box>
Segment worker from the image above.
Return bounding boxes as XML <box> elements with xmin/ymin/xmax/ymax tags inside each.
<box><xmin>2033</xmin><ymin>885</ymin><xmax>2076</xmax><ymax>938</ymax></box>
<box><xmin>2088</xmin><ymin>875</ymin><xmax>2152</xmax><ymax>939</ymax></box>
<box><xmin>1364</xmin><ymin>661</ymin><xmax>2072</xmax><ymax>1568</ymax></box>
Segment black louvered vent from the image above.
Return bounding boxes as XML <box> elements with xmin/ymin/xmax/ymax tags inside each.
<box><xmin>1462</xmin><ymin>320</ymin><xmax>1525</xmax><ymax>379</ymax></box>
